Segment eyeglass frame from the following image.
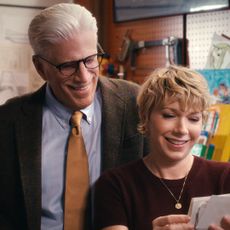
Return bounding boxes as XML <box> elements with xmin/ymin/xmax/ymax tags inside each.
<box><xmin>33</xmin><ymin>52</ymin><xmax>105</xmax><ymax>77</ymax></box>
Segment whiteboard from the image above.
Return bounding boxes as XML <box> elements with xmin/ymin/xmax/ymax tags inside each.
<box><xmin>0</xmin><ymin>5</ymin><xmax>44</xmax><ymax>104</ymax></box>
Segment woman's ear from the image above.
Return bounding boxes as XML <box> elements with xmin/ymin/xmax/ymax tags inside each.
<box><xmin>32</xmin><ymin>55</ymin><xmax>48</xmax><ymax>81</ymax></box>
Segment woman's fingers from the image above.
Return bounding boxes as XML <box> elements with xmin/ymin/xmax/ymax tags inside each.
<box><xmin>152</xmin><ymin>215</ymin><xmax>194</xmax><ymax>230</ymax></box>
<box><xmin>153</xmin><ymin>215</ymin><xmax>191</xmax><ymax>226</ymax></box>
<box><xmin>220</xmin><ymin>215</ymin><xmax>230</xmax><ymax>230</ymax></box>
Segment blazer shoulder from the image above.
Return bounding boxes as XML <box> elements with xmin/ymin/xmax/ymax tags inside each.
<box><xmin>99</xmin><ymin>76</ymin><xmax>140</xmax><ymax>99</ymax></box>
<box><xmin>0</xmin><ymin>84</ymin><xmax>46</xmax><ymax>120</ymax></box>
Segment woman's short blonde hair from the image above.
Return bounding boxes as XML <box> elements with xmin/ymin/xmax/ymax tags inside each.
<box><xmin>137</xmin><ymin>65</ymin><xmax>211</xmax><ymax>135</ymax></box>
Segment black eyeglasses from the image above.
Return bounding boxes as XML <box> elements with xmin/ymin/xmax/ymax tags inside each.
<box><xmin>34</xmin><ymin>53</ymin><xmax>105</xmax><ymax>77</ymax></box>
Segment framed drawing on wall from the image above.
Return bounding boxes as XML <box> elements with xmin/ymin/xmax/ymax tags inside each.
<box><xmin>114</xmin><ymin>0</ymin><xmax>230</xmax><ymax>22</ymax></box>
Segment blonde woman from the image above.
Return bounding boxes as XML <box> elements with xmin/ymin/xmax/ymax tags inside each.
<box><xmin>94</xmin><ymin>65</ymin><xmax>230</xmax><ymax>230</ymax></box>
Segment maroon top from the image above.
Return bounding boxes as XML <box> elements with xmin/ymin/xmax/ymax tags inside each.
<box><xmin>94</xmin><ymin>156</ymin><xmax>230</xmax><ymax>230</ymax></box>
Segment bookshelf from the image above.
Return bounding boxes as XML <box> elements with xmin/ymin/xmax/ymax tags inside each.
<box><xmin>208</xmin><ymin>104</ymin><xmax>230</xmax><ymax>162</ymax></box>
<box><xmin>191</xmin><ymin>69</ymin><xmax>230</xmax><ymax>162</ymax></box>
<box><xmin>191</xmin><ymin>103</ymin><xmax>230</xmax><ymax>162</ymax></box>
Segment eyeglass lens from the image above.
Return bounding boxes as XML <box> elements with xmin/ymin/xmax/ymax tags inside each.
<box><xmin>59</xmin><ymin>54</ymin><xmax>104</xmax><ymax>77</ymax></box>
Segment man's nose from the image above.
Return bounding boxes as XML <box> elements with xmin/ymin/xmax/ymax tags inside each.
<box><xmin>73</xmin><ymin>62</ymin><xmax>90</xmax><ymax>81</ymax></box>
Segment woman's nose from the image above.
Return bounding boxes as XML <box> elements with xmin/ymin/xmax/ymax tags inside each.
<box><xmin>174</xmin><ymin>119</ymin><xmax>189</xmax><ymax>135</ymax></box>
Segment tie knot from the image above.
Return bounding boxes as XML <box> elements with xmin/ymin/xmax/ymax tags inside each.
<box><xmin>71</xmin><ymin>111</ymin><xmax>83</xmax><ymax>128</ymax></box>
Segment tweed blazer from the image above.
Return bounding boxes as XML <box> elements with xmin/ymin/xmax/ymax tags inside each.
<box><xmin>0</xmin><ymin>76</ymin><xmax>146</xmax><ymax>230</ymax></box>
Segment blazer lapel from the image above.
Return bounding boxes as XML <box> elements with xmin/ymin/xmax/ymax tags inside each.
<box><xmin>16</xmin><ymin>85</ymin><xmax>45</xmax><ymax>230</ymax></box>
<box><xmin>99</xmin><ymin>77</ymin><xmax>126</xmax><ymax>171</ymax></box>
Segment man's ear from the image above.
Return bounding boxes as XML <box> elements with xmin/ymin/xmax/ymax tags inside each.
<box><xmin>32</xmin><ymin>55</ymin><xmax>48</xmax><ymax>81</ymax></box>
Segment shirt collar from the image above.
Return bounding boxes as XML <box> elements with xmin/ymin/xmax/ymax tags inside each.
<box><xmin>81</xmin><ymin>102</ymin><xmax>93</xmax><ymax>124</ymax></box>
<box><xmin>45</xmin><ymin>84</ymin><xmax>95</xmax><ymax>127</ymax></box>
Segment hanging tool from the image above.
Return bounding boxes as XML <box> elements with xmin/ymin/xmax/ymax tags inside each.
<box><xmin>117</xmin><ymin>29</ymin><xmax>132</xmax><ymax>62</ymax></box>
<box><xmin>130</xmin><ymin>36</ymin><xmax>183</xmax><ymax>70</ymax></box>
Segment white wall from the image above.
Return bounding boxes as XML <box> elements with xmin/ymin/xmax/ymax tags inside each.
<box><xmin>0</xmin><ymin>0</ymin><xmax>73</xmax><ymax>8</ymax></box>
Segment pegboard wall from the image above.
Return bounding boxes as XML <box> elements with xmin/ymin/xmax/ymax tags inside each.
<box><xmin>106</xmin><ymin>0</ymin><xmax>184</xmax><ymax>84</ymax></box>
<box><xmin>187</xmin><ymin>10</ymin><xmax>230</xmax><ymax>69</ymax></box>
<box><xmin>102</xmin><ymin>0</ymin><xmax>230</xmax><ymax>84</ymax></box>
<box><xmin>111</xmin><ymin>16</ymin><xmax>183</xmax><ymax>83</ymax></box>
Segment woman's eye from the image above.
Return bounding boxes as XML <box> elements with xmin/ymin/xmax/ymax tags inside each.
<box><xmin>162</xmin><ymin>113</ymin><xmax>175</xmax><ymax>118</ymax></box>
<box><xmin>189</xmin><ymin>117</ymin><xmax>200</xmax><ymax>122</ymax></box>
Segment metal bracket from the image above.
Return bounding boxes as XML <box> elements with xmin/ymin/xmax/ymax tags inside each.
<box><xmin>130</xmin><ymin>36</ymin><xmax>183</xmax><ymax>70</ymax></box>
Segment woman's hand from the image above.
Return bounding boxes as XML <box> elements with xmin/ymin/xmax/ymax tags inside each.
<box><xmin>152</xmin><ymin>214</ymin><xmax>194</xmax><ymax>230</ymax></box>
<box><xmin>208</xmin><ymin>215</ymin><xmax>230</xmax><ymax>230</ymax></box>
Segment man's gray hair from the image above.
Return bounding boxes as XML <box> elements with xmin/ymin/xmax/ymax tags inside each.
<box><xmin>28</xmin><ymin>3</ymin><xmax>98</xmax><ymax>55</ymax></box>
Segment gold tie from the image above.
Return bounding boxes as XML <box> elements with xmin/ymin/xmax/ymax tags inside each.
<box><xmin>64</xmin><ymin>111</ymin><xmax>89</xmax><ymax>230</ymax></box>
